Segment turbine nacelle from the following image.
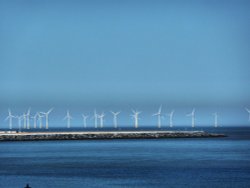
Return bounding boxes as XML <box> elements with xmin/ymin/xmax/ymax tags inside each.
<box><xmin>64</xmin><ymin>110</ymin><xmax>73</xmax><ymax>120</ymax></box>
<box><xmin>186</xmin><ymin>108</ymin><xmax>195</xmax><ymax>116</ymax></box>
<box><xmin>110</xmin><ymin>111</ymin><xmax>121</xmax><ymax>116</ymax></box>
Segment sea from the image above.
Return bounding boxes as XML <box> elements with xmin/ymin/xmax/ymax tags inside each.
<box><xmin>0</xmin><ymin>127</ymin><xmax>250</xmax><ymax>188</ymax></box>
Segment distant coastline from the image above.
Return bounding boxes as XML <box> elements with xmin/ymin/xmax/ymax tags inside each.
<box><xmin>0</xmin><ymin>131</ymin><xmax>226</xmax><ymax>141</ymax></box>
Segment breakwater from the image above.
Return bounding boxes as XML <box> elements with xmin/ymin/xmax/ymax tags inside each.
<box><xmin>0</xmin><ymin>131</ymin><xmax>226</xmax><ymax>141</ymax></box>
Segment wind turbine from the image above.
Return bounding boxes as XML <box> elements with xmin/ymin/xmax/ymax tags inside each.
<box><xmin>64</xmin><ymin>110</ymin><xmax>72</xmax><ymax>128</ymax></box>
<box><xmin>245</xmin><ymin>108</ymin><xmax>250</xmax><ymax>121</ymax></box>
<box><xmin>5</xmin><ymin>109</ymin><xmax>15</xmax><ymax>130</ymax></box>
<box><xmin>17</xmin><ymin>115</ymin><xmax>23</xmax><ymax>132</ymax></box>
<box><xmin>38</xmin><ymin>113</ymin><xmax>43</xmax><ymax>129</ymax></box>
<box><xmin>23</xmin><ymin>113</ymin><xmax>27</xmax><ymax>129</ymax></box>
<box><xmin>98</xmin><ymin>112</ymin><xmax>105</xmax><ymax>128</ymax></box>
<box><xmin>213</xmin><ymin>112</ymin><xmax>218</xmax><ymax>128</ymax></box>
<box><xmin>93</xmin><ymin>110</ymin><xmax>98</xmax><ymax>128</ymax></box>
<box><xmin>152</xmin><ymin>105</ymin><xmax>163</xmax><ymax>128</ymax></box>
<box><xmin>82</xmin><ymin>114</ymin><xmax>88</xmax><ymax>128</ymax></box>
<box><xmin>131</xmin><ymin>109</ymin><xmax>141</xmax><ymax>129</ymax></box>
<box><xmin>40</xmin><ymin>108</ymin><xmax>53</xmax><ymax>129</ymax></box>
<box><xmin>110</xmin><ymin>111</ymin><xmax>121</xmax><ymax>128</ymax></box>
<box><xmin>26</xmin><ymin>108</ymin><xmax>31</xmax><ymax>129</ymax></box>
<box><xmin>31</xmin><ymin>113</ymin><xmax>39</xmax><ymax>129</ymax></box>
<box><xmin>167</xmin><ymin>110</ymin><xmax>175</xmax><ymax>128</ymax></box>
<box><xmin>186</xmin><ymin>108</ymin><xmax>195</xmax><ymax>128</ymax></box>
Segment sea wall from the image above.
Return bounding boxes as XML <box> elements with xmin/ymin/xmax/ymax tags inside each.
<box><xmin>0</xmin><ymin>131</ymin><xmax>226</xmax><ymax>141</ymax></box>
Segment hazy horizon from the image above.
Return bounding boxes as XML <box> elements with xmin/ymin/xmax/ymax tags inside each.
<box><xmin>1</xmin><ymin>0</ymin><xmax>250</xmax><ymax>126</ymax></box>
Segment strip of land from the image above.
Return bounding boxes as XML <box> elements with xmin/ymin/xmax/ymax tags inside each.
<box><xmin>0</xmin><ymin>131</ymin><xmax>226</xmax><ymax>141</ymax></box>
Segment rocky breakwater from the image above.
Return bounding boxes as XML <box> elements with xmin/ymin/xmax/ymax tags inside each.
<box><xmin>0</xmin><ymin>131</ymin><xmax>226</xmax><ymax>141</ymax></box>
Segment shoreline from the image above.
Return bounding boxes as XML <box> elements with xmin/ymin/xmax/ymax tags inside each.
<box><xmin>0</xmin><ymin>130</ymin><xmax>226</xmax><ymax>141</ymax></box>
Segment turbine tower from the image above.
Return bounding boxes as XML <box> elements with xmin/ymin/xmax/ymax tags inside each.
<box><xmin>167</xmin><ymin>110</ymin><xmax>175</xmax><ymax>128</ymax></box>
<box><xmin>40</xmin><ymin>108</ymin><xmax>53</xmax><ymax>129</ymax></box>
<box><xmin>64</xmin><ymin>110</ymin><xmax>72</xmax><ymax>128</ymax></box>
<box><xmin>131</xmin><ymin>109</ymin><xmax>141</xmax><ymax>129</ymax></box>
<box><xmin>38</xmin><ymin>113</ymin><xmax>43</xmax><ymax>129</ymax></box>
<box><xmin>98</xmin><ymin>112</ymin><xmax>105</xmax><ymax>128</ymax></box>
<box><xmin>93</xmin><ymin>110</ymin><xmax>98</xmax><ymax>128</ymax></box>
<box><xmin>82</xmin><ymin>114</ymin><xmax>88</xmax><ymax>128</ymax></box>
<box><xmin>17</xmin><ymin>115</ymin><xmax>23</xmax><ymax>132</ymax></box>
<box><xmin>213</xmin><ymin>112</ymin><xmax>218</xmax><ymax>128</ymax></box>
<box><xmin>152</xmin><ymin>105</ymin><xmax>163</xmax><ymax>128</ymax></box>
<box><xmin>23</xmin><ymin>113</ymin><xmax>27</xmax><ymax>129</ymax></box>
<box><xmin>31</xmin><ymin>113</ymin><xmax>39</xmax><ymax>129</ymax></box>
<box><xmin>5</xmin><ymin>109</ymin><xmax>15</xmax><ymax>130</ymax></box>
<box><xmin>186</xmin><ymin>108</ymin><xmax>195</xmax><ymax>128</ymax></box>
<box><xmin>26</xmin><ymin>108</ymin><xmax>31</xmax><ymax>129</ymax></box>
<box><xmin>110</xmin><ymin>111</ymin><xmax>121</xmax><ymax>128</ymax></box>
<box><xmin>245</xmin><ymin>108</ymin><xmax>250</xmax><ymax>121</ymax></box>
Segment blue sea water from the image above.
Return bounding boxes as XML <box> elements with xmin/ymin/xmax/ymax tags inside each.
<box><xmin>0</xmin><ymin>127</ymin><xmax>250</xmax><ymax>188</ymax></box>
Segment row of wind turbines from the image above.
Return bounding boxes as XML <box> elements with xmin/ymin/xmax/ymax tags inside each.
<box><xmin>5</xmin><ymin>108</ymin><xmax>53</xmax><ymax>130</ymax></box>
<box><xmin>4</xmin><ymin>107</ymin><xmax>250</xmax><ymax>130</ymax></box>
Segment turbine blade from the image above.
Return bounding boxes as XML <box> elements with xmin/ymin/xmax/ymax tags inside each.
<box><xmin>8</xmin><ymin>109</ymin><xmax>11</xmax><ymax>115</ymax></box>
<box><xmin>245</xmin><ymin>108</ymin><xmax>250</xmax><ymax>113</ymax></box>
<box><xmin>158</xmin><ymin>105</ymin><xmax>162</xmax><ymax>114</ymax></box>
<box><xmin>192</xmin><ymin>108</ymin><xmax>195</xmax><ymax>114</ymax></box>
<box><xmin>47</xmin><ymin>108</ymin><xmax>54</xmax><ymax>114</ymax></box>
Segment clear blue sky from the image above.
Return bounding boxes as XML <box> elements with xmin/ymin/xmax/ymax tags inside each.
<box><xmin>0</xmin><ymin>0</ymin><xmax>250</xmax><ymax>108</ymax></box>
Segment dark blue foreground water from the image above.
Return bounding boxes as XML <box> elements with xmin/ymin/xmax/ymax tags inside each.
<box><xmin>0</xmin><ymin>127</ymin><xmax>250</xmax><ymax>188</ymax></box>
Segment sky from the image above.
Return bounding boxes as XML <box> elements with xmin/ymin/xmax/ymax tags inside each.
<box><xmin>0</xmin><ymin>0</ymin><xmax>250</xmax><ymax>127</ymax></box>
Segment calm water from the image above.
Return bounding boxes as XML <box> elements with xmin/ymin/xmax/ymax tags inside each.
<box><xmin>0</xmin><ymin>127</ymin><xmax>250</xmax><ymax>188</ymax></box>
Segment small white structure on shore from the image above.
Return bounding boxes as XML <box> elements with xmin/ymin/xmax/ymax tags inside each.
<box><xmin>152</xmin><ymin>105</ymin><xmax>163</xmax><ymax>128</ymax></box>
<box><xmin>64</xmin><ymin>110</ymin><xmax>72</xmax><ymax>128</ymax></box>
<box><xmin>186</xmin><ymin>108</ymin><xmax>195</xmax><ymax>128</ymax></box>
<box><xmin>110</xmin><ymin>111</ymin><xmax>121</xmax><ymax>128</ymax></box>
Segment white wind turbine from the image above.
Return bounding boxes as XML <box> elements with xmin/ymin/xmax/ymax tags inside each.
<box><xmin>31</xmin><ymin>113</ymin><xmax>39</xmax><ymax>129</ymax></box>
<box><xmin>40</xmin><ymin>108</ymin><xmax>53</xmax><ymax>129</ymax></box>
<box><xmin>152</xmin><ymin>105</ymin><xmax>163</xmax><ymax>128</ymax></box>
<box><xmin>38</xmin><ymin>113</ymin><xmax>43</xmax><ymax>129</ymax></box>
<box><xmin>110</xmin><ymin>111</ymin><xmax>121</xmax><ymax>128</ymax></box>
<box><xmin>64</xmin><ymin>110</ymin><xmax>72</xmax><ymax>128</ymax></box>
<box><xmin>82</xmin><ymin>114</ymin><xmax>88</xmax><ymax>128</ymax></box>
<box><xmin>17</xmin><ymin>115</ymin><xmax>23</xmax><ymax>132</ymax></box>
<box><xmin>23</xmin><ymin>113</ymin><xmax>27</xmax><ymax>129</ymax></box>
<box><xmin>5</xmin><ymin>109</ymin><xmax>15</xmax><ymax>130</ymax></box>
<box><xmin>98</xmin><ymin>112</ymin><xmax>105</xmax><ymax>128</ymax></box>
<box><xmin>26</xmin><ymin>108</ymin><xmax>31</xmax><ymax>129</ymax></box>
<box><xmin>131</xmin><ymin>109</ymin><xmax>141</xmax><ymax>129</ymax></box>
<box><xmin>186</xmin><ymin>108</ymin><xmax>195</xmax><ymax>128</ymax></box>
<box><xmin>245</xmin><ymin>108</ymin><xmax>250</xmax><ymax>121</ymax></box>
<box><xmin>93</xmin><ymin>110</ymin><xmax>98</xmax><ymax>128</ymax></box>
<box><xmin>167</xmin><ymin>110</ymin><xmax>175</xmax><ymax>128</ymax></box>
<box><xmin>213</xmin><ymin>112</ymin><xmax>218</xmax><ymax>128</ymax></box>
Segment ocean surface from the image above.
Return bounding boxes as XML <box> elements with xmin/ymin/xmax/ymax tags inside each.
<box><xmin>0</xmin><ymin>127</ymin><xmax>250</xmax><ymax>188</ymax></box>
